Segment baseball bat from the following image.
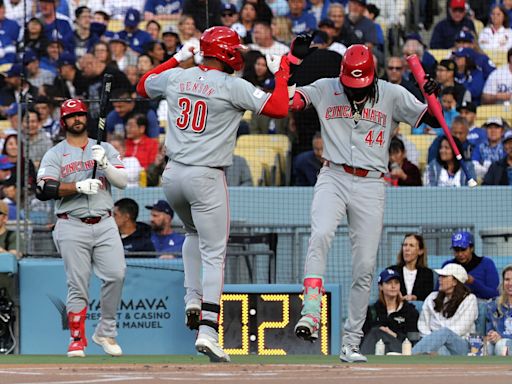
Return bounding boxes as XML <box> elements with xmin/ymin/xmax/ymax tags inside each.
<box><xmin>92</xmin><ymin>73</ymin><xmax>113</xmax><ymax>179</ymax></box>
<box><xmin>406</xmin><ymin>55</ymin><xmax>477</xmax><ymax>187</ymax></box>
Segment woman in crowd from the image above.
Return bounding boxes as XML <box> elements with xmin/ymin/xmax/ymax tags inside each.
<box><xmin>24</xmin><ymin>17</ymin><xmax>49</xmax><ymax>58</ymax></box>
<box><xmin>92</xmin><ymin>41</ymin><xmax>116</xmax><ymax>69</ymax></box>
<box><xmin>239</xmin><ymin>2</ymin><xmax>258</xmax><ymax>44</ymax></box>
<box><xmin>360</xmin><ymin>268</ymin><xmax>419</xmax><ymax>354</ymax></box>
<box><xmin>485</xmin><ymin>265</ymin><xmax>512</xmax><ymax>355</ymax></box>
<box><xmin>412</xmin><ymin>264</ymin><xmax>478</xmax><ymax>355</ymax></box>
<box><xmin>387</xmin><ymin>137</ymin><xmax>422</xmax><ymax>186</ymax></box>
<box><xmin>1</xmin><ymin>134</ymin><xmax>36</xmax><ymax>191</ymax></box>
<box><xmin>390</xmin><ymin>233</ymin><xmax>434</xmax><ymax>301</ymax></box>
<box><xmin>146</xmin><ymin>20</ymin><xmax>162</xmax><ymax>42</ymax></box>
<box><xmin>478</xmin><ymin>5</ymin><xmax>512</xmax><ymax>51</ymax></box>
<box><xmin>452</xmin><ymin>48</ymin><xmax>485</xmax><ymax>105</ymax></box>
<box><xmin>424</xmin><ymin>136</ymin><xmax>476</xmax><ymax>187</ymax></box>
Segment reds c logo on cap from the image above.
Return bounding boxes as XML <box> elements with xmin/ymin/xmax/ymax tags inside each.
<box><xmin>64</xmin><ymin>99</ymin><xmax>77</xmax><ymax>108</ymax></box>
<box><xmin>351</xmin><ymin>69</ymin><xmax>363</xmax><ymax>77</ymax></box>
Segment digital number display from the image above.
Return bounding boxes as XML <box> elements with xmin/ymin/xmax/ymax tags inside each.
<box><xmin>219</xmin><ymin>292</ymin><xmax>331</xmax><ymax>355</ymax></box>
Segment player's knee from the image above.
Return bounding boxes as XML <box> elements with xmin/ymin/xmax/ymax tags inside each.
<box><xmin>105</xmin><ymin>267</ymin><xmax>125</xmax><ymax>283</ymax></box>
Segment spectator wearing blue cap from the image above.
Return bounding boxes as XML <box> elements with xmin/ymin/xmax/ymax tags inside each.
<box><xmin>360</xmin><ymin>268</ymin><xmax>419</xmax><ymax>355</ymax></box>
<box><xmin>24</xmin><ymin>49</ymin><xmax>56</xmax><ymax>88</ymax></box>
<box><xmin>219</xmin><ymin>3</ymin><xmax>247</xmax><ymax>40</ymax></box>
<box><xmin>454</xmin><ymin>30</ymin><xmax>496</xmax><ymax>81</ymax></box>
<box><xmin>118</xmin><ymin>8</ymin><xmax>154</xmax><ymax>54</ymax></box>
<box><xmin>0</xmin><ymin>64</ymin><xmax>39</xmax><ymax>113</ymax></box>
<box><xmin>430</xmin><ymin>0</ymin><xmax>475</xmax><ymax>49</ymax></box>
<box><xmin>145</xmin><ymin>200</ymin><xmax>185</xmax><ymax>258</ymax></box>
<box><xmin>53</xmin><ymin>52</ymin><xmax>86</xmax><ymax>99</ymax></box>
<box><xmin>452</xmin><ymin>47</ymin><xmax>485</xmax><ymax>105</ymax></box>
<box><xmin>441</xmin><ymin>230</ymin><xmax>499</xmax><ymax>300</ymax></box>
<box><xmin>38</xmin><ymin>0</ymin><xmax>75</xmax><ymax>54</ymax></box>
<box><xmin>0</xmin><ymin>1</ymin><xmax>21</xmax><ymax>43</ymax></box>
<box><xmin>482</xmin><ymin>130</ymin><xmax>512</xmax><ymax>185</ymax></box>
<box><xmin>144</xmin><ymin>0</ymin><xmax>182</xmax><ymax>22</ymax></box>
<box><xmin>401</xmin><ymin>33</ymin><xmax>437</xmax><ymax>82</ymax></box>
<box><xmin>472</xmin><ymin>117</ymin><xmax>506</xmax><ymax>179</ymax></box>
<box><xmin>478</xmin><ymin>5</ymin><xmax>512</xmax><ymax>51</ymax></box>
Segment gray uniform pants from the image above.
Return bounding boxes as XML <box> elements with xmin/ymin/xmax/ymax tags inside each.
<box><xmin>304</xmin><ymin>165</ymin><xmax>385</xmax><ymax>347</ymax></box>
<box><xmin>53</xmin><ymin>215</ymin><xmax>126</xmax><ymax>337</ymax></box>
<box><xmin>162</xmin><ymin>161</ymin><xmax>228</xmax><ymax>314</ymax></box>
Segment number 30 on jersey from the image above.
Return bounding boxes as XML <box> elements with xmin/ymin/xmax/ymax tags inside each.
<box><xmin>176</xmin><ymin>97</ymin><xmax>208</xmax><ymax>133</ymax></box>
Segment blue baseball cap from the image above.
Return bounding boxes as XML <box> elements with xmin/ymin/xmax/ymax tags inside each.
<box><xmin>0</xmin><ymin>155</ymin><xmax>14</xmax><ymax>171</ymax></box>
<box><xmin>452</xmin><ymin>47</ymin><xmax>475</xmax><ymax>60</ymax></box>
<box><xmin>221</xmin><ymin>3</ymin><xmax>237</xmax><ymax>14</ymax></box>
<box><xmin>57</xmin><ymin>52</ymin><xmax>76</xmax><ymax>67</ymax></box>
<box><xmin>451</xmin><ymin>231</ymin><xmax>474</xmax><ymax>249</ymax></box>
<box><xmin>109</xmin><ymin>33</ymin><xmax>128</xmax><ymax>45</ymax></box>
<box><xmin>378</xmin><ymin>268</ymin><xmax>400</xmax><ymax>284</ymax></box>
<box><xmin>502</xmin><ymin>130</ymin><xmax>512</xmax><ymax>144</ymax></box>
<box><xmin>145</xmin><ymin>200</ymin><xmax>174</xmax><ymax>217</ymax></box>
<box><xmin>3</xmin><ymin>63</ymin><xmax>22</xmax><ymax>78</ymax></box>
<box><xmin>455</xmin><ymin>30</ymin><xmax>474</xmax><ymax>43</ymax></box>
<box><xmin>124</xmin><ymin>8</ymin><xmax>140</xmax><ymax>28</ymax></box>
<box><xmin>23</xmin><ymin>50</ymin><xmax>38</xmax><ymax>64</ymax></box>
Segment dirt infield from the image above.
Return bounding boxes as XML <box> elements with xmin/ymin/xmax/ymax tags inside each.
<box><xmin>0</xmin><ymin>363</ymin><xmax>511</xmax><ymax>384</ymax></box>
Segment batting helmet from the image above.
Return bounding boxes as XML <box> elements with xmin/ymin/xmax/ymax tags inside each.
<box><xmin>60</xmin><ymin>98</ymin><xmax>88</xmax><ymax>127</ymax></box>
<box><xmin>200</xmin><ymin>26</ymin><xmax>244</xmax><ymax>71</ymax></box>
<box><xmin>340</xmin><ymin>44</ymin><xmax>375</xmax><ymax>88</ymax></box>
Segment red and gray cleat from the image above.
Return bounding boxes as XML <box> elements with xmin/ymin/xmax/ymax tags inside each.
<box><xmin>185</xmin><ymin>301</ymin><xmax>201</xmax><ymax>330</ymax></box>
<box><xmin>294</xmin><ymin>313</ymin><xmax>319</xmax><ymax>342</ymax></box>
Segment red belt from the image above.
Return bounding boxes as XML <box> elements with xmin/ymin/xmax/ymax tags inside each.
<box><xmin>57</xmin><ymin>211</ymin><xmax>111</xmax><ymax>224</ymax></box>
<box><xmin>325</xmin><ymin>161</ymin><xmax>383</xmax><ymax>178</ymax></box>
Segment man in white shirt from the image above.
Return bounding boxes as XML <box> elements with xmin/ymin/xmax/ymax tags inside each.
<box><xmin>481</xmin><ymin>47</ymin><xmax>512</xmax><ymax>105</ymax></box>
<box><xmin>248</xmin><ymin>21</ymin><xmax>290</xmax><ymax>56</ymax></box>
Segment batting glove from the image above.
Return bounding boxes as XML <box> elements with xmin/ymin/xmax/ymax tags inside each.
<box><xmin>287</xmin><ymin>32</ymin><xmax>317</xmax><ymax>65</ymax></box>
<box><xmin>265</xmin><ymin>54</ymin><xmax>282</xmax><ymax>75</ymax></box>
<box><xmin>174</xmin><ymin>42</ymin><xmax>198</xmax><ymax>63</ymax></box>
<box><xmin>423</xmin><ymin>73</ymin><xmax>440</xmax><ymax>96</ymax></box>
<box><xmin>76</xmin><ymin>179</ymin><xmax>102</xmax><ymax>195</ymax></box>
<box><xmin>91</xmin><ymin>144</ymin><xmax>108</xmax><ymax>169</ymax></box>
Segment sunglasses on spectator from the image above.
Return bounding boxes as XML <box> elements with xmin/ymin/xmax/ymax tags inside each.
<box><xmin>387</xmin><ymin>66</ymin><xmax>403</xmax><ymax>71</ymax></box>
<box><xmin>453</xmin><ymin>246</ymin><xmax>468</xmax><ymax>252</ymax></box>
<box><xmin>221</xmin><ymin>12</ymin><xmax>235</xmax><ymax>17</ymax></box>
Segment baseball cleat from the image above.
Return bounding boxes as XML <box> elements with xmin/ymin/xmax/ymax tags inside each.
<box><xmin>195</xmin><ymin>334</ymin><xmax>231</xmax><ymax>363</ymax></box>
<box><xmin>294</xmin><ymin>314</ymin><xmax>319</xmax><ymax>342</ymax></box>
<box><xmin>339</xmin><ymin>344</ymin><xmax>367</xmax><ymax>363</ymax></box>
<box><xmin>185</xmin><ymin>301</ymin><xmax>201</xmax><ymax>330</ymax></box>
<box><xmin>67</xmin><ymin>339</ymin><xmax>86</xmax><ymax>357</ymax></box>
<box><xmin>92</xmin><ymin>333</ymin><xmax>123</xmax><ymax>356</ymax></box>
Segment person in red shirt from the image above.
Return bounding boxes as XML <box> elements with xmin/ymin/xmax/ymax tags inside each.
<box><xmin>124</xmin><ymin>114</ymin><xmax>159</xmax><ymax>169</ymax></box>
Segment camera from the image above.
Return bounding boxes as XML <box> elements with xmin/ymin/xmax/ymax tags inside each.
<box><xmin>0</xmin><ymin>287</ymin><xmax>15</xmax><ymax>354</ymax></box>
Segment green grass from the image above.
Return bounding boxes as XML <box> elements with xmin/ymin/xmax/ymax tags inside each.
<box><xmin>0</xmin><ymin>355</ymin><xmax>510</xmax><ymax>365</ymax></box>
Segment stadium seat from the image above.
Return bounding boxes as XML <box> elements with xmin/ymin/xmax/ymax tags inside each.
<box><xmin>404</xmin><ymin>134</ymin><xmax>436</xmax><ymax>171</ymax></box>
<box><xmin>484</xmin><ymin>49</ymin><xmax>507</xmax><ymax>67</ymax></box>
<box><xmin>476</xmin><ymin>104</ymin><xmax>512</xmax><ymax>127</ymax></box>
<box><xmin>236</xmin><ymin>134</ymin><xmax>291</xmax><ymax>185</ymax></box>
<box><xmin>0</xmin><ymin>120</ymin><xmax>12</xmax><ymax>131</ymax></box>
<box><xmin>234</xmin><ymin>146</ymin><xmax>277</xmax><ymax>186</ymax></box>
<box><xmin>398</xmin><ymin>122</ymin><xmax>412</xmax><ymax>135</ymax></box>
<box><xmin>108</xmin><ymin>19</ymin><xmax>124</xmax><ymax>32</ymax></box>
<box><xmin>429</xmin><ymin>49</ymin><xmax>451</xmax><ymax>63</ymax></box>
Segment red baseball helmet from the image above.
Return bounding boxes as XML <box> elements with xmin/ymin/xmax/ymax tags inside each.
<box><xmin>340</xmin><ymin>44</ymin><xmax>375</xmax><ymax>88</ymax></box>
<box><xmin>60</xmin><ymin>98</ymin><xmax>88</xmax><ymax>126</ymax></box>
<box><xmin>200</xmin><ymin>26</ymin><xmax>245</xmax><ymax>71</ymax></box>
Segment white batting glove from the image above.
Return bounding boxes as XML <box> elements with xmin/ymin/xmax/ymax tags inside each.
<box><xmin>174</xmin><ymin>42</ymin><xmax>198</xmax><ymax>63</ymax></box>
<box><xmin>265</xmin><ymin>54</ymin><xmax>282</xmax><ymax>75</ymax></box>
<box><xmin>76</xmin><ymin>179</ymin><xmax>102</xmax><ymax>195</ymax></box>
<box><xmin>91</xmin><ymin>144</ymin><xmax>108</xmax><ymax>169</ymax></box>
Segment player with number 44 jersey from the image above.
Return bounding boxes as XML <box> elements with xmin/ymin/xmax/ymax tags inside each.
<box><xmin>289</xmin><ymin>45</ymin><xmax>442</xmax><ymax>363</ymax></box>
<box><xmin>137</xmin><ymin>26</ymin><xmax>298</xmax><ymax>362</ymax></box>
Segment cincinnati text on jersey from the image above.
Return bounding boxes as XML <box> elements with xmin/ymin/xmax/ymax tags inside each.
<box><xmin>324</xmin><ymin>104</ymin><xmax>387</xmax><ymax>127</ymax></box>
<box><xmin>179</xmin><ymin>81</ymin><xmax>216</xmax><ymax>97</ymax></box>
<box><xmin>61</xmin><ymin>160</ymin><xmax>95</xmax><ymax>177</ymax></box>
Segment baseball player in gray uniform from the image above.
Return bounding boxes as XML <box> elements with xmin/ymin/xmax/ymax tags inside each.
<box><xmin>36</xmin><ymin>99</ymin><xmax>128</xmax><ymax>357</ymax></box>
<box><xmin>289</xmin><ymin>45</ymin><xmax>441</xmax><ymax>362</ymax></box>
<box><xmin>137</xmin><ymin>26</ymin><xmax>295</xmax><ymax>362</ymax></box>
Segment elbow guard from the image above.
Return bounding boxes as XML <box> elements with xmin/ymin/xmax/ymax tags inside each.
<box><xmin>36</xmin><ymin>179</ymin><xmax>60</xmax><ymax>201</ymax></box>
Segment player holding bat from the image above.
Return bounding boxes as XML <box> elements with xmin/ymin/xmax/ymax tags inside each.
<box><xmin>289</xmin><ymin>45</ymin><xmax>441</xmax><ymax>362</ymax></box>
<box><xmin>36</xmin><ymin>92</ymin><xmax>127</xmax><ymax>357</ymax></box>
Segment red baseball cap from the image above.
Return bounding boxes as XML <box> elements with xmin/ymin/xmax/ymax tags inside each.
<box><xmin>449</xmin><ymin>0</ymin><xmax>465</xmax><ymax>9</ymax></box>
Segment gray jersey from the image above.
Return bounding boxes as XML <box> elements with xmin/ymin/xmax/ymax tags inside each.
<box><xmin>37</xmin><ymin>138</ymin><xmax>124</xmax><ymax>217</ymax></box>
<box><xmin>145</xmin><ymin>66</ymin><xmax>271</xmax><ymax>167</ymax></box>
<box><xmin>297</xmin><ymin>78</ymin><xmax>427</xmax><ymax>173</ymax></box>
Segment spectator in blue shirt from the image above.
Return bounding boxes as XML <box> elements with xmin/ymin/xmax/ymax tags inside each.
<box><xmin>452</xmin><ymin>47</ymin><xmax>485</xmax><ymax>105</ymax></box>
<box><xmin>482</xmin><ymin>130</ymin><xmax>512</xmax><ymax>185</ymax></box>
<box><xmin>456</xmin><ymin>101</ymin><xmax>487</xmax><ymax>148</ymax></box>
<box><xmin>145</xmin><ymin>200</ymin><xmax>185</xmax><ymax>259</ymax></box>
<box><xmin>114</xmin><ymin>198</ymin><xmax>155</xmax><ymax>255</ymax></box>
<box><xmin>472</xmin><ymin>117</ymin><xmax>505</xmax><ymax>180</ymax></box>
<box><xmin>38</xmin><ymin>0</ymin><xmax>75</xmax><ymax>54</ymax></box>
<box><xmin>485</xmin><ymin>265</ymin><xmax>512</xmax><ymax>356</ymax></box>
<box><xmin>454</xmin><ymin>30</ymin><xmax>496</xmax><ymax>81</ymax></box>
<box><xmin>119</xmin><ymin>8</ymin><xmax>154</xmax><ymax>54</ymax></box>
<box><xmin>0</xmin><ymin>1</ymin><xmax>20</xmax><ymax>43</ymax></box>
<box><xmin>289</xmin><ymin>0</ymin><xmax>318</xmax><ymax>35</ymax></box>
<box><xmin>441</xmin><ymin>230</ymin><xmax>499</xmax><ymax>300</ymax></box>
<box><xmin>429</xmin><ymin>0</ymin><xmax>475</xmax><ymax>49</ymax></box>
<box><xmin>293</xmin><ymin>132</ymin><xmax>323</xmax><ymax>186</ymax></box>
<box><xmin>144</xmin><ymin>0</ymin><xmax>182</xmax><ymax>22</ymax></box>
